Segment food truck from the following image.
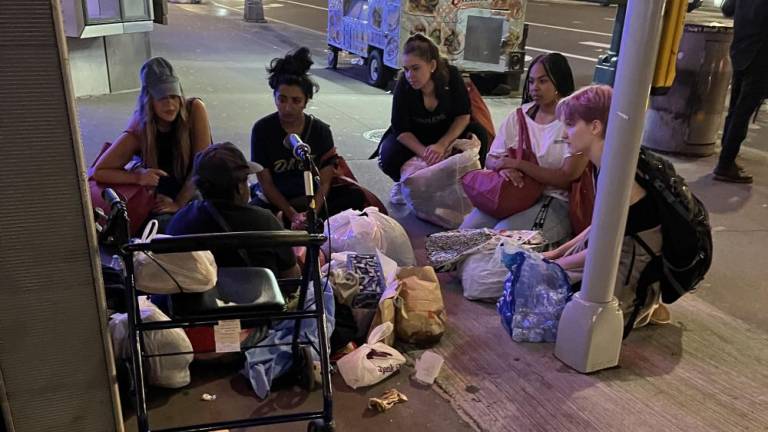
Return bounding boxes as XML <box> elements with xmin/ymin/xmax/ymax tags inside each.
<box><xmin>327</xmin><ymin>0</ymin><xmax>527</xmax><ymax>88</ymax></box>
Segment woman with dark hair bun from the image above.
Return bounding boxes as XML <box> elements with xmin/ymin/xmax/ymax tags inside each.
<box><xmin>376</xmin><ymin>34</ymin><xmax>490</xmax><ymax>204</ymax></box>
<box><xmin>250</xmin><ymin>47</ymin><xmax>376</xmax><ymax>228</ymax></box>
<box><xmin>460</xmin><ymin>53</ymin><xmax>588</xmax><ymax>249</ymax></box>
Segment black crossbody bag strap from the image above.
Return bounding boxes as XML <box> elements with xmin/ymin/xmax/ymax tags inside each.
<box><xmin>532</xmin><ymin>196</ymin><xmax>554</xmax><ymax>231</ymax></box>
<box><xmin>202</xmin><ymin>201</ymin><xmax>253</xmax><ymax>267</ymax></box>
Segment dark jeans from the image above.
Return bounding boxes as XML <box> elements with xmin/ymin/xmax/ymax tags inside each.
<box><xmin>376</xmin><ymin>122</ymin><xmax>490</xmax><ymax>182</ymax></box>
<box><xmin>718</xmin><ymin>47</ymin><xmax>768</xmax><ymax>168</ymax></box>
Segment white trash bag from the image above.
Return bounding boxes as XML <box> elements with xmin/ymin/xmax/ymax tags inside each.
<box><xmin>336</xmin><ymin>322</ymin><xmax>406</xmax><ymax>389</ymax></box>
<box><xmin>109</xmin><ymin>298</ymin><xmax>194</xmax><ymax>388</ymax></box>
<box><xmin>401</xmin><ymin>138</ymin><xmax>481</xmax><ymax>229</ymax></box>
<box><xmin>133</xmin><ymin>220</ymin><xmax>218</xmax><ymax>294</ymax></box>
<box><xmin>458</xmin><ymin>240</ymin><xmax>509</xmax><ymax>300</ymax></box>
<box><xmin>323</xmin><ymin>207</ymin><xmax>416</xmax><ymax>267</ymax></box>
<box><xmin>458</xmin><ymin>231</ymin><xmax>546</xmax><ymax>300</ymax></box>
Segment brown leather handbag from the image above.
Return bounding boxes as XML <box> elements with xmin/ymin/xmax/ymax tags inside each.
<box><xmin>568</xmin><ymin>162</ymin><xmax>596</xmax><ymax>234</ymax></box>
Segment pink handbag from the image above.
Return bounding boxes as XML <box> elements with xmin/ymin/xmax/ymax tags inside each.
<box><xmin>461</xmin><ymin>108</ymin><xmax>543</xmax><ymax>219</ymax></box>
<box><xmin>88</xmin><ymin>142</ymin><xmax>156</xmax><ymax>236</ymax></box>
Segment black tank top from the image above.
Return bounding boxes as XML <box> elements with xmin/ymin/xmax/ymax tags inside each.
<box><xmin>155</xmin><ymin>128</ymin><xmax>184</xmax><ymax>199</ymax></box>
<box><xmin>625</xmin><ymin>193</ymin><xmax>661</xmax><ymax>235</ymax></box>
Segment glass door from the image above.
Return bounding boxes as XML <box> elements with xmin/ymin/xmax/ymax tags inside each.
<box><xmin>122</xmin><ymin>0</ymin><xmax>152</xmax><ymax>21</ymax></box>
<box><xmin>84</xmin><ymin>0</ymin><xmax>121</xmax><ymax>23</ymax></box>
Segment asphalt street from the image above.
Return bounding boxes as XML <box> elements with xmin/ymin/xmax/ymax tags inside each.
<box><xmin>183</xmin><ymin>0</ymin><xmax>766</xmax><ymax>153</ymax></box>
<box><xmin>211</xmin><ymin>0</ymin><xmax>618</xmax><ymax>85</ymax></box>
<box><xmin>205</xmin><ymin>0</ymin><xmax>731</xmax><ymax>86</ymax></box>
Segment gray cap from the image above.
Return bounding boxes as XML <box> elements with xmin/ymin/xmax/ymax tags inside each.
<box><xmin>140</xmin><ymin>57</ymin><xmax>182</xmax><ymax>99</ymax></box>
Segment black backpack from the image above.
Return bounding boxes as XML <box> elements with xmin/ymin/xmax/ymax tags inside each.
<box><xmin>626</xmin><ymin>149</ymin><xmax>713</xmax><ymax>332</ymax></box>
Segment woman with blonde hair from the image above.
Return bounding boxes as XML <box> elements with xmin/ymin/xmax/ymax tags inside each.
<box><xmin>92</xmin><ymin>57</ymin><xmax>212</xmax><ymax>227</ymax></box>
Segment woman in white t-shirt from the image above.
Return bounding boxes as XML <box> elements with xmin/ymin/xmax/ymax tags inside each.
<box><xmin>460</xmin><ymin>53</ymin><xmax>588</xmax><ymax>247</ymax></box>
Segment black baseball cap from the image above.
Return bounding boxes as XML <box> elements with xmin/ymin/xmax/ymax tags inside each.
<box><xmin>140</xmin><ymin>57</ymin><xmax>182</xmax><ymax>99</ymax></box>
<box><xmin>193</xmin><ymin>143</ymin><xmax>263</xmax><ymax>194</ymax></box>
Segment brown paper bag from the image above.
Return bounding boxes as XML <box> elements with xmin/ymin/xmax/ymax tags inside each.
<box><xmin>395</xmin><ymin>267</ymin><xmax>447</xmax><ymax>345</ymax></box>
<box><xmin>368</xmin><ymin>285</ymin><xmax>400</xmax><ymax>346</ymax></box>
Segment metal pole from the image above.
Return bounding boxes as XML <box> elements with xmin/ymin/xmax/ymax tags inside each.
<box><xmin>244</xmin><ymin>0</ymin><xmax>267</xmax><ymax>23</ymax></box>
<box><xmin>554</xmin><ymin>0</ymin><xmax>667</xmax><ymax>373</ymax></box>
<box><xmin>593</xmin><ymin>1</ymin><xmax>627</xmax><ymax>85</ymax></box>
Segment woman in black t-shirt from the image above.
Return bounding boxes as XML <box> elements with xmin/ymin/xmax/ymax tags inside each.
<box><xmin>251</xmin><ymin>48</ymin><xmax>367</xmax><ymax>228</ymax></box>
<box><xmin>376</xmin><ymin>34</ymin><xmax>489</xmax><ymax>201</ymax></box>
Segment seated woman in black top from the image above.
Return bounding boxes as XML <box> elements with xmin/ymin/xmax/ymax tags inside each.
<box><xmin>543</xmin><ymin>85</ymin><xmax>668</xmax><ymax>328</ymax></box>
<box><xmin>377</xmin><ymin>34</ymin><xmax>489</xmax><ymax>203</ymax></box>
<box><xmin>250</xmin><ymin>47</ymin><xmax>369</xmax><ymax>229</ymax></box>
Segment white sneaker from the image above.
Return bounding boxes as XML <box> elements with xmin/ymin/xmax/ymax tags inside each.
<box><xmin>390</xmin><ymin>182</ymin><xmax>406</xmax><ymax>205</ymax></box>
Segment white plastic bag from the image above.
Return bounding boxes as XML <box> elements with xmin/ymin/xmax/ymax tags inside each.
<box><xmin>336</xmin><ymin>322</ymin><xmax>406</xmax><ymax>389</ymax></box>
<box><xmin>458</xmin><ymin>241</ymin><xmax>509</xmax><ymax>300</ymax></box>
<box><xmin>109</xmin><ymin>298</ymin><xmax>194</xmax><ymax>388</ymax></box>
<box><xmin>324</xmin><ymin>251</ymin><xmax>401</xmax><ymax>344</ymax></box>
<box><xmin>323</xmin><ymin>207</ymin><xmax>416</xmax><ymax>266</ymax></box>
<box><xmin>401</xmin><ymin>138</ymin><xmax>481</xmax><ymax>228</ymax></box>
<box><xmin>133</xmin><ymin>220</ymin><xmax>218</xmax><ymax>294</ymax></box>
<box><xmin>458</xmin><ymin>231</ymin><xmax>546</xmax><ymax>300</ymax></box>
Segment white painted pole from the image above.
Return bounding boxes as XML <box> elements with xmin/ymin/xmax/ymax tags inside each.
<box><xmin>554</xmin><ymin>0</ymin><xmax>667</xmax><ymax>373</ymax></box>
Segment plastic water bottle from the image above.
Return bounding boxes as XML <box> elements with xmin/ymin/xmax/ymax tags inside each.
<box><xmin>502</xmin><ymin>247</ymin><xmax>571</xmax><ymax>343</ymax></box>
<box><xmin>110</xmin><ymin>254</ymin><xmax>126</xmax><ymax>277</ymax></box>
<box><xmin>512</xmin><ymin>274</ymin><xmax>532</xmax><ymax>342</ymax></box>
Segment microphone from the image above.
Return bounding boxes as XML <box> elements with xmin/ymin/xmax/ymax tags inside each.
<box><xmin>102</xmin><ymin>188</ymin><xmax>125</xmax><ymax>210</ymax></box>
<box><xmin>101</xmin><ymin>188</ymin><xmax>126</xmax><ymax>211</ymax></box>
<box><xmin>285</xmin><ymin>133</ymin><xmax>311</xmax><ymax>161</ymax></box>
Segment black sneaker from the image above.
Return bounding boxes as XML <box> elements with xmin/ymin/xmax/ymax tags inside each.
<box><xmin>713</xmin><ymin>164</ymin><xmax>753</xmax><ymax>184</ymax></box>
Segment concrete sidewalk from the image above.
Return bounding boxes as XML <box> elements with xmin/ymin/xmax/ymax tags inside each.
<box><xmin>76</xmin><ymin>3</ymin><xmax>768</xmax><ymax>431</ymax></box>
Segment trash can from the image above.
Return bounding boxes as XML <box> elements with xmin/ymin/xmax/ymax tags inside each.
<box><xmin>244</xmin><ymin>0</ymin><xmax>267</xmax><ymax>23</ymax></box>
<box><xmin>642</xmin><ymin>18</ymin><xmax>733</xmax><ymax>156</ymax></box>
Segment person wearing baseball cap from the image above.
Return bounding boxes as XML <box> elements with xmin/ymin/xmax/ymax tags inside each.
<box><xmin>167</xmin><ymin>142</ymin><xmax>299</xmax><ymax>278</ymax></box>
<box><xmin>91</xmin><ymin>57</ymin><xmax>212</xmax><ymax>232</ymax></box>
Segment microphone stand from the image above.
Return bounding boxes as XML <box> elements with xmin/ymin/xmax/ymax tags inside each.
<box><xmin>300</xmin><ymin>154</ymin><xmax>322</xmax><ymax>235</ymax></box>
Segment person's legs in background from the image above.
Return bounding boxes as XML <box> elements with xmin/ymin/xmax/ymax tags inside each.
<box><xmin>493</xmin><ymin>197</ymin><xmax>571</xmax><ymax>249</ymax></box>
<box><xmin>377</xmin><ymin>129</ymin><xmax>417</xmax><ymax>204</ymax></box>
<box><xmin>459</xmin><ymin>207</ymin><xmax>500</xmax><ymax>230</ymax></box>
<box><xmin>463</xmin><ymin>121</ymin><xmax>490</xmax><ymax>167</ymax></box>
<box><xmin>715</xmin><ymin>54</ymin><xmax>768</xmax><ymax>183</ymax></box>
<box><xmin>377</xmin><ymin>129</ymin><xmax>416</xmax><ymax>182</ymax></box>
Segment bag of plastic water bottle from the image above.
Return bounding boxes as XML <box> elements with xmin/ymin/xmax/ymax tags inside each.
<box><xmin>496</xmin><ymin>243</ymin><xmax>571</xmax><ymax>343</ymax></box>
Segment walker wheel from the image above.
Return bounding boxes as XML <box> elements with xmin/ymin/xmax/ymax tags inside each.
<box><xmin>308</xmin><ymin>419</ymin><xmax>336</xmax><ymax>432</ymax></box>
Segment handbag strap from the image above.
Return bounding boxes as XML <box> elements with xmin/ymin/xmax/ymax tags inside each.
<box><xmin>142</xmin><ymin>251</ymin><xmax>188</xmax><ymax>293</ymax></box>
<box><xmin>140</xmin><ymin>219</ymin><xmax>159</xmax><ymax>242</ymax></box>
<box><xmin>137</xmin><ymin>219</ymin><xmax>188</xmax><ymax>293</ymax></box>
<box><xmin>515</xmin><ymin>107</ymin><xmax>534</xmax><ymax>161</ymax></box>
<box><xmin>202</xmin><ymin>200</ymin><xmax>253</xmax><ymax>267</ymax></box>
<box><xmin>532</xmin><ymin>196</ymin><xmax>554</xmax><ymax>232</ymax></box>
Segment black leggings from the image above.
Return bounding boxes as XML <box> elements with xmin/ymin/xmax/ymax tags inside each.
<box><xmin>718</xmin><ymin>46</ymin><xmax>768</xmax><ymax>168</ymax></box>
<box><xmin>376</xmin><ymin>122</ymin><xmax>490</xmax><ymax>182</ymax></box>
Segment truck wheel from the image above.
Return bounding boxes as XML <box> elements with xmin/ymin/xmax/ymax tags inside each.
<box><xmin>367</xmin><ymin>49</ymin><xmax>392</xmax><ymax>88</ymax></box>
